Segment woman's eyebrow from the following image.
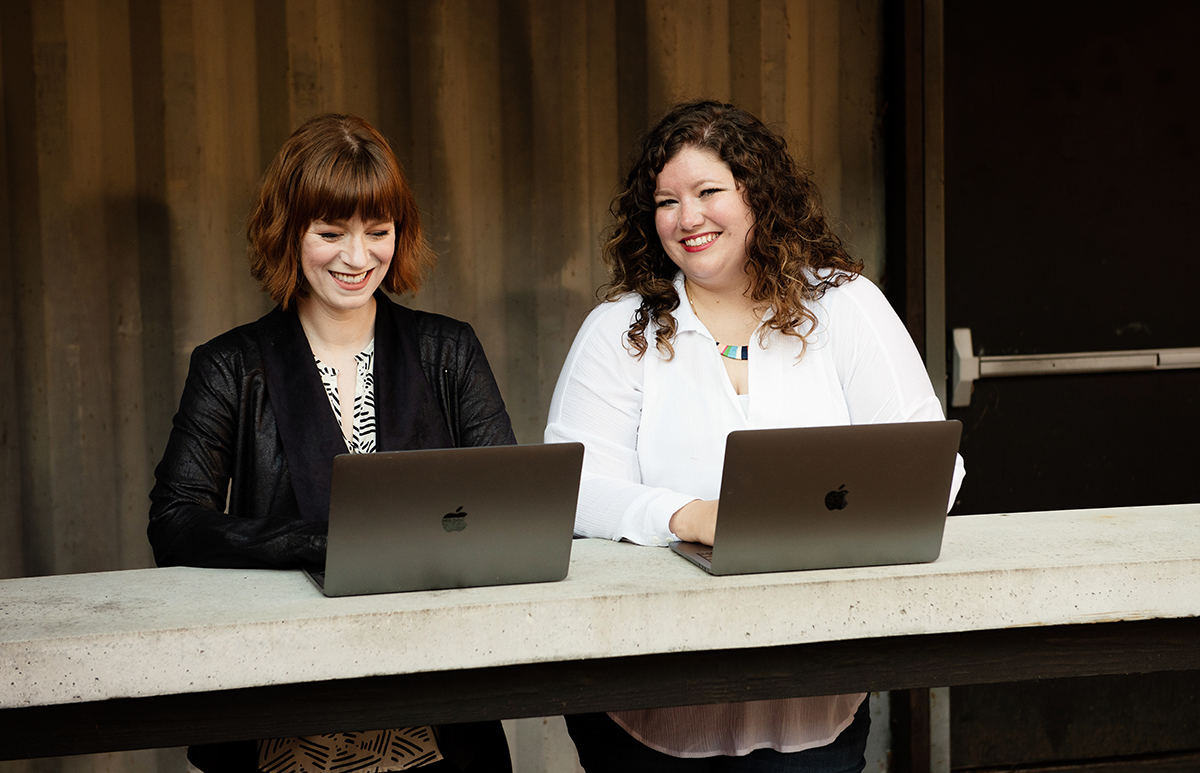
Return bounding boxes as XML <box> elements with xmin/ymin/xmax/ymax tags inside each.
<box><xmin>654</xmin><ymin>178</ymin><xmax>723</xmax><ymax>196</ymax></box>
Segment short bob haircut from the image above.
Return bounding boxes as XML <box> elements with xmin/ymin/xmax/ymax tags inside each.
<box><xmin>604</xmin><ymin>100</ymin><xmax>862</xmax><ymax>359</ymax></box>
<box><xmin>247</xmin><ymin>114</ymin><xmax>434</xmax><ymax>309</ymax></box>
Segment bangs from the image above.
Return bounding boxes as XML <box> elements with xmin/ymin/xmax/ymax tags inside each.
<box><xmin>289</xmin><ymin>144</ymin><xmax>404</xmax><ymax>228</ymax></box>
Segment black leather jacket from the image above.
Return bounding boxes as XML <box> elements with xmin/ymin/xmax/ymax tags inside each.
<box><xmin>148</xmin><ymin>292</ymin><xmax>515</xmax><ymax>772</ymax></box>
<box><xmin>149</xmin><ymin>292</ymin><xmax>516</xmax><ymax>569</ymax></box>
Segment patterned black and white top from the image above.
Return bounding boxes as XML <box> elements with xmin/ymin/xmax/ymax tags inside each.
<box><xmin>314</xmin><ymin>339</ymin><xmax>377</xmax><ymax>454</ymax></box>
<box><xmin>301</xmin><ymin>338</ymin><xmax>442</xmax><ymax>771</ymax></box>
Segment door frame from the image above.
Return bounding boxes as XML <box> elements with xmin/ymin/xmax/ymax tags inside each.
<box><xmin>885</xmin><ymin>0</ymin><xmax>947</xmax><ymax>412</ymax></box>
<box><xmin>884</xmin><ymin>1</ymin><xmax>950</xmax><ymax>771</ymax></box>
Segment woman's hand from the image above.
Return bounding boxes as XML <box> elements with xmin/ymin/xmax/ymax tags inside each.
<box><xmin>669</xmin><ymin>499</ymin><xmax>719</xmax><ymax>546</ymax></box>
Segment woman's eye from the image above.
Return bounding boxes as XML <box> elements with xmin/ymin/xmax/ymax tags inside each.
<box><xmin>318</xmin><ymin>232</ymin><xmax>341</xmax><ymax>240</ymax></box>
<box><xmin>700</xmin><ymin>188</ymin><xmax>723</xmax><ymax>198</ymax></box>
<box><xmin>370</xmin><ymin>231</ymin><xmax>392</xmax><ymax>238</ymax></box>
<box><xmin>655</xmin><ymin>199</ymin><xmax>677</xmax><ymax>208</ymax></box>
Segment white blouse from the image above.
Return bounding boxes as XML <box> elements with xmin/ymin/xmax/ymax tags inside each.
<box><xmin>545</xmin><ymin>272</ymin><xmax>965</xmax><ymax>756</ymax></box>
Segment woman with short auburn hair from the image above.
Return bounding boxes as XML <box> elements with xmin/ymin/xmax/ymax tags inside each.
<box><xmin>546</xmin><ymin>100</ymin><xmax>966</xmax><ymax>772</ymax></box>
<box><xmin>150</xmin><ymin>113</ymin><xmax>514</xmax><ymax>773</ymax></box>
<box><xmin>246</xmin><ymin>113</ymin><xmax>435</xmax><ymax>307</ymax></box>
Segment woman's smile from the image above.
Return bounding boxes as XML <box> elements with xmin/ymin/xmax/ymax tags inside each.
<box><xmin>330</xmin><ymin>268</ymin><xmax>373</xmax><ymax>287</ymax></box>
<box><xmin>681</xmin><ymin>232</ymin><xmax>719</xmax><ymax>251</ymax></box>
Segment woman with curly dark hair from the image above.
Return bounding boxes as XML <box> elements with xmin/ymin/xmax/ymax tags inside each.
<box><xmin>546</xmin><ymin>101</ymin><xmax>964</xmax><ymax>771</ymax></box>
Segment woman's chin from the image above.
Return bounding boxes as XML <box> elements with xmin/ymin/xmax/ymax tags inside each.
<box><xmin>299</xmin><ymin>288</ymin><xmax>378</xmax><ymax>319</ymax></box>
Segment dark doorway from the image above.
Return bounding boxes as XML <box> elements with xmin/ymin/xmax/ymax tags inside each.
<box><xmin>944</xmin><ymin>0</ymin><xmax>1200</xmax><ymax>518</ymax></box>
<box><xmin>935</xmin><ymin>1</ymin><xmax>1200</xmax><ymax>770</ymax></box>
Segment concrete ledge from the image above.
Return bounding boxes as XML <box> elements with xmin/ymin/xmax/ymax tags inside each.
<box><xmin>8</xmin><ymin>617</ymin><xmax>1199</xmax><ymax>760</ymax></box>
<box><xmin>3</xmin><ymin>504</ymin><xmax>1199</xmax><ymax>709</ymax></box>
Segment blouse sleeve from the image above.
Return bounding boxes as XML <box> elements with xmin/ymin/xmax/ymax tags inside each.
<box><xmin>545</xmin><ymin>303</ymin><xmax>697</xmax><ymax>545</ymax></box>
<box><xmin>823</xmin><ymin>277</ymin><xmax>967</xmax><ymax>508</ymax></box>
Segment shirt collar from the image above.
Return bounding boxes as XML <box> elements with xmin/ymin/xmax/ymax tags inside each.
<box><xmin>671</xmin><ymin>272</ymin><xmax>711</xmax><ymax>338</ymax></box>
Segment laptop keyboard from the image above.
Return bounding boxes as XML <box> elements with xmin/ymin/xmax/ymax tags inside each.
<box><xmin>697</xmin><ymin>550</ymin><xmax>713</xmax><ymax>561</ymax></box>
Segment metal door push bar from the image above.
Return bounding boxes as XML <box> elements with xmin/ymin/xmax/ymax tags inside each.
<box><xmin>951</xmin><ymin>328</ymin><xmax>1200</xmax><ymax>408</ymax></box>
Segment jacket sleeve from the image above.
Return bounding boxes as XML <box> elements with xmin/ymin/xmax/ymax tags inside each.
<box><xmin>147</xmin><ymin>343</ymin><xmax>327</xmax><ymax>570</ymax></box>
<box><xmin>426</xmin><ymin>320</ymin><xmax>517</xmax><ymax>448</ymax></box>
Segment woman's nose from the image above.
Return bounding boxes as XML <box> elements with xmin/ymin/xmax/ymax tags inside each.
<box><xmin>679</xmin><ymin>199</ymin><xmax>705</xmax><ymax>230</ymax></box>
<box><xmin>343</xmin><ymin>235</ymin><xmax>370</xmax><ymax>268</ymax></box>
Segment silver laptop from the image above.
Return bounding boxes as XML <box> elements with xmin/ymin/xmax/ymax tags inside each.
<box><xmin>306</xmin><ymin>442</ymin><xmax>584</xmax><ymax>596</ymax></box>
<box><xmin>671</xmin><ymin>421</ymin><xmax>961</xmax><ymax>575</ymax></box>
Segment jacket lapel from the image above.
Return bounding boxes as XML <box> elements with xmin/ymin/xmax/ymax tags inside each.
<box><xmin>373</xmin><ymin>293</ymin><xmax>455</xmax><ymax>452</ymax></box>
<box><xmin>257</xmin><ymin>305</ymin><xmax>348</xmax><ymax>522</ymax></box>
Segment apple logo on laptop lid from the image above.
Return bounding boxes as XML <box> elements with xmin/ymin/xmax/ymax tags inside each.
<box><xmin>824</xmin><ymin>484</ymin><xmax>849</xmax><ymax>511</ymax></box>
<box><xmin>442</xmin><ymin>506</ymin><xmax>468</xmax><ymax>532</ymax></box>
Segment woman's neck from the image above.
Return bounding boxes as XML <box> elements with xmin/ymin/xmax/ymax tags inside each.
<box><xmin>683</xmin><ymin>277</ymin><xmax>761</xmax><ymax>330</ymax></box>
<box><xmin>296</xmin><ymin>295</ymin><xmax>377</xmax><ymax>363</ymax></box>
